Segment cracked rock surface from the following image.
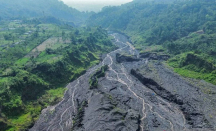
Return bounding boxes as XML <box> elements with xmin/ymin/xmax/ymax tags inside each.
<box><xmin>30</xmin><ymin>33</ymin><xmax>216</xmax><ymax>131</ymax></box>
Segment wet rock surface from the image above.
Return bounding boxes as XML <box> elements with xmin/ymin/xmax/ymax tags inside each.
<box><xmin>30</xmin><ymin>33</ymin><xmax>216</xmax><ymax>131</ymax></box>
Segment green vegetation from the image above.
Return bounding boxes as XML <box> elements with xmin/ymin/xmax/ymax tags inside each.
<box><xmin>0</xmin><ymin>19</ymin><xmax>115</xmax><ymax>130</ymax></box>
<box><xmin>0</xmin><ymin>0</ymin><xmax>92</xmax><ymax>24</ymax></box>
<box><xmin>89</xmin><ymin>65</ymin><xmax>109</xmax><ymax>89</ymax></box>
<box><xmin>71</xmin><ymin>100</ymin><xmax>88</xmax><ymax>130</ymax></box>
<box><xmin>88</xmin><ymin>0</ymin><xmax>216</xmax><ymax>46</ymax></box>
<box><xmin>88</xmin><ymin>0</ymin><xmax>216</xmax><ymax>85</ymax></box>
<box><xmin>168</xmin><ymin>52</ymin><xmax>216</xmax><ymax>85</ymax></box>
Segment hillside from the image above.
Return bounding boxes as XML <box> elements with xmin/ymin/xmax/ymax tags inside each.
<box><xmin>0</xmin><ymin>0</ymin><xmax>92</xmax><ymax>25</ymax></box>
<box><xmin>87</xmin><ymin>0</ymin><xmax>216</xmax><ymax>85</ymax></box>
<box><xmin>0</xmin><ymin>19</ymin><xmax>115</xmax><ymax>130</ymax></box>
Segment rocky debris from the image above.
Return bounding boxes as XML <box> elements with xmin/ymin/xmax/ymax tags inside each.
<box><xmin>152</xmin><ymin>115</ymin><xmax>160</xmax><ymax>127</ymax></box>
<box><xmin>31</xmin><ymin>33</ymin><xmax>216</xmax><ymax>131</ymax></box>
<box><xmin>116</xmin><ymin>53</ymin><xmax>140</xmax><ymax>63</ymax></box>
<box><xmin>139</xmin><ymin>52</ymin><xmax>170</xmax><ymax>61</ymax></box>
<box><xmin>131</xmin><ymin>63</ymin><xmax>213</xmax><ymax>130</ymax></box>
<box><xmin>131</xmin><ymin>69</ymin><xmax>183</xmax><ymax>105</ymax></box>
<box><xmin>180</xmin><ymin>103</ymin><xmax>212</xmax><ymax>128</ymax></box>
<box><xmin>81</xmin><ymin>93</ymin><xmax>140</xmax><ymax>131</ymax></box>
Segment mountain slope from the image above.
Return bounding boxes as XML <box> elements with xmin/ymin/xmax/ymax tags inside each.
<box><xmin>88</xmin><ymin>0</ymin><xmax>216</xmax><ymax>44</ymax></box>
<box><xmin>0</xmin><ymin>0</ymin><xmax>91</xmax><ymax>24</ymax></box>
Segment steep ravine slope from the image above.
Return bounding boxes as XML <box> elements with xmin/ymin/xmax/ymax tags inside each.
<box><xmin>30</xmin><ymin>33</ymin><xmax>216</xmax><ymax>131</ymax></box>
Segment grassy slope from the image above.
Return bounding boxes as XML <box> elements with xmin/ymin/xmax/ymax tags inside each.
<box><xmin>168</xmin><ymin>52</ymin><xmax>216</xmax><ymax>85</ymax></box>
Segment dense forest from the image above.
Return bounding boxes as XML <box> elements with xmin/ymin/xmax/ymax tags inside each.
<box><xmin>87</xmin><ymin>0</ymin><xmax>216</xmax><ymax>85</ymax></box>
<box><xmin>0</xmin><ymin>0</ymin><xmax>93</xmax><ymax>25</ymax></box>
